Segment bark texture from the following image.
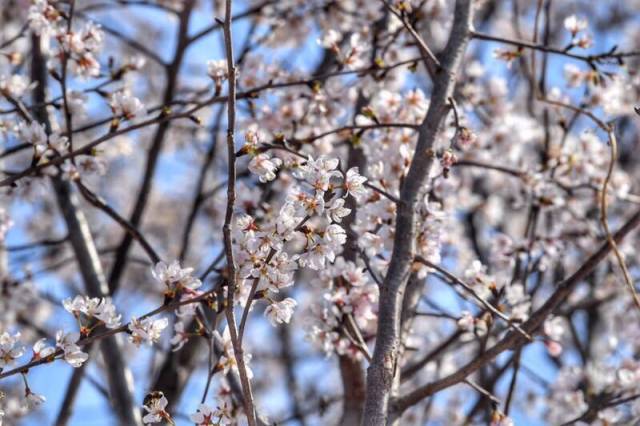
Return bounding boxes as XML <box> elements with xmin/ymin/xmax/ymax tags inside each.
<box><xmin>361</xmin><ymin>2</ymin><xmax>474</xmax><ymax>424</ymax></box>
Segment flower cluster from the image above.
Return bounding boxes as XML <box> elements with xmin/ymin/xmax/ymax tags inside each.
<box><xmin>217</xmin><ymin>328</ymin><xmax>254</xmax><ymax>380</ymax></box>
<box><xmin>64</xmin><ymin>22</ymin><xmax>103</xmax><ymax>76</ymax></box>
<box><xmin>128</xmin><ymin>317</ymin><xmax>169</xmax><ymax>347</ymax></box>
<box><xmin>230</xmin><ymin>145</ymin><xmax>368</xmax><ymax>327</ymax></box>
<box><xmin>318</xmin><ymin>30</ymin><xmax>370</xmax><ymax>69</ymax></box>
<box><xmin>264</xmin><ymin>297</ymin><xmax>297</xmax><ymax>326</ymax></box>
<box><xmin>55</xmin><ymin>331</ymin><xmax>88</xmax><ymax>368</ymax></box>
<box><xmin>0</xmin><ymin>74</ymin><xmax>35</xmax><ymax>99</ymax></box>
<box><xmin>17</xmin><ymin>121</ymin><xmax>68</xmax><ymax>161</ymax></box>
<box><xmin>63</xmin><ymin>295</ymin><xmax>122</xmax><ymax>331</ymax></box>
<box><xmin>244</xmin><ymin>127</ymin><xmax>282</xmax><ymax>182</ymax></box>
<box><xmin>28</xmin><ymin>0</ymin><xmax>62</xmax><ymax>35</ymax></box>
<box><xmin>109</xmin><ymin>90</ymin><xmax>145</xmax><ymax>120</ymax></box>
<box><xmin>151</xmin><ymin>260</ymin><xmax>202</xmax><ymax>298</ymax></box>
<box><xmin>0</xmin><ymin>332</ymin><xmax>24</xmax><ymax>368</ymax></box>
<box><xmin>563</xmin><ymin>15</ymin><xmax>592</xmax><ymax>48</ymax></box>
<box><xmin>142</xmin><ymin>392</ymin><xmax>172</xmax><ymax>425</ymax></box>
<box><xmin>305</xmin><ymin>258</ymin><xmax>378</xmax><ymax>359</ymax></box>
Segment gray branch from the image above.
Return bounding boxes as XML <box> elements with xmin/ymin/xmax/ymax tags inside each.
<box><xmin>52</xmin><ymin>178</ymin><xmax>142</xmax><ymax>426</ymax></box>
<box><xmin>392</xmin><ymin>207</ymin><xmax>640</xmax><ymax>418</ymax></box>
<box><xmin>30</xmin><ymin>34</ymin><xmax>141</xmax><ymax>426</ymax></box>
<box><xmin>361</xmin><ymin>1</ymin><xmax>474</xmax><ymax>424</ymax></box>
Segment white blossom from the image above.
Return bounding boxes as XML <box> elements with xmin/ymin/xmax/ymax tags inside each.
<box><xmin>318</xmin><ymin>29</ymin><xmax>342</xmax><ymax>49</ymax></box>
<box><xmin>0</xmin><ymin>75</ymin><xmax>34</xmax><ymax>99</ymax></box>
<box><xmin>142</xmin><ymin>393</ymin><xmax>171</xmax><ymax>424</ymax></box>
<box><xmin>544</xmin><ymin>316</ymin><xmax>564</xmax><ymax>340</ymax></box>
<box><xmin>24</xmin><ymin>390</ymin><xmax>46</xmax><ymax>409</ymax></box>
<box><xmin>128</xmin><ymin>317</ymin><xmax>168</xmax><ymax>347</ymax></box>
<box><xmin>169</xmin><ymin>321</ymin><xmax>188</xmax><ymax>352</ymax></box>
<box><xmin>564</xmin><ymin>15</ymin><xmax>588</xmax><ymax>35</ymax></box>
<box><xmin>326</xmin><ymin>197</ymin><xmax>351</xmax><ymax>223</ymax></box>
<box><xmin>28</xmin><ymin>0</ymin><xmax>61</xmax><ymax>35</ymax></box>
<box><xmin>457</xmin><ymin>311</ymin><xmax>475</xmax><ymax>332</ymax></box>
<box><xmin>63</xmin><ymin>295</ymin><xmax>122</xmax><ymax>329</ymax></box>
<box><xmin>109</xmin><ymin>90</ymin><xmax>145</xmax><ymax>120</ymax></box>
<box><xmin>264</xmin><ymin>298</ymin><xmax>297</xmax><ymax>326</ymax></box>
<box><xmin>32</xmin><ymin>339</ymin><xmax>55</xmax><ymax>360</ymax></box>
<box><xmin>344</xmin><ymin>167</ymin><xmax>368</xmax><ymax>201</ymax></box>
<box><xmin>55</xmin><ymin>331</ymin><xmax>88</xmax><ymax>367</ymax></box>
<box><xmin>18</xmin><ymin>121</ymin><xmax>48</xmax><ymax>155</ymax></box>
<box><xmin>190</xmin><ymin>403</ymin><xmax>231</xmax><ymax>426</ymax></box>
<box><xmin>207</xmin><ymin>59</ymin><xmax>228</xmax><ymax>82</ymax></box>
<box><xmin>248</xmin><ymin>153</ymin><xmax>282</xmax><ymax>182</ymax></box>
<box><xmin>151</xmin><ymin>260</ymin><xmax>201</xmax><ymax>294</ymax></box>
<box><xmin>0</xmin><ymin>332</ymin><xmax>24</xmax><ymax>368</ymax></box>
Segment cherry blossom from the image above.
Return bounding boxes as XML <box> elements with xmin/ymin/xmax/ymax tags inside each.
<box><xmin>217</xmin><ymin>328</ymin><xmax>254</xmax><ymax>380</ymax></box>
<box><xmin>151</xmin><ymin>260</ymin><xmax>201</xmax><ymax>297</ymax></box>
<box><xmin>24</xmin><ymin>390</ymin><xmax>46</xmax><ymax>410</ymax></box>
<box><xmin>490</xmin><ymin>411</ymin><xmax>514</xmax><ymax>426</ymax></box>
<box><xmin>0</xmin><ymin>75</ymin><xmax>34</xmax><ymax>99</ymax></box>
<box><xmin>564</xmin><ymin>15</ymin><xmax>588</xmax><ymax>36</ymax></box>
<box><xmin>27</xmin><ymin>0</ymin><xmax>61</xmax><ymax>35</ymax></box>
<box><xmin>248</xmin><ymin>153</ymin><xmax>282</xmax><ymax>182</ymax></box>
<box><xmin>190</xmin><ymin>403</ymin><xmax>226</xmax><ymax>426</ymax></box>
<box><xmin>142</xmin><ymin>392</ymin><xmax>172</xmax><ymax>425</ymax></box>
<box><xmin>0</xmin><ymin>332</ymin><xmax>24</xmax><ymax>368</ymax></box>
<box><xmin>207</xmin><ymin>59</ymin><xmax>229</xmax><ymax>87</ymax></box>
<box><xmin>343</xmin><ymin>167</ymin><xmax>368</xmax><ymax>201</ymax></box>
<box><xmin>55</xmin><ymin>331</ymin><xmax>88</xmax><ymax>368</ymax></box>
<box><xmin>318</xmin><ymin>29</ymin><xmax>342</xmax><ymax>49</ymax></box>
<box><xmin>169</xmin><ymin>321</ymin><xmax>188</xmax><ymax>352</ymax></box>
<box><xmin>326</xmin><ymin>197</ymin><xmax>352</xmax><ymax>223</ymax></box>
<box><xmin>31</xmin><ymin>339</ymin><xmax>55</xmax><ymax>361</ymax></box>
<box><xmin>63</xmin><ymin>295</ymin><xmax>122</xmax><ymax>330</ymax></box>
<box><xmin>128</xmin><ymin>317</ymin><xmax>169</xmax><ymax>347</ymax></box>
<box><xmin>264</xmin><ymin>298</ymin><xmax>297</xmax><ymax>326</ymax></box>
<box><xmin>109</xmin><ymin>90</ymin><xmax>145</xmax><ymax>120</ymax></box>
<box><xmin>17</xmin><ymin>121</ymin><xmax>47</xmax><ymax>154</ymax></box>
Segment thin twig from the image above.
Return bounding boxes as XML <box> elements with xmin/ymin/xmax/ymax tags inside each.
<box><xmin>380</xmin><ymin>0</ymin><xmax>440</xmax><ymax>76</ymax></box>
<box><xmin>220</xmin><ymin>1</ymin><xmax>258</xmax><ymax>424</ymax></box>
<box><xmin>392</xmin><ymin>207</ymin><xmax>640</xmax><ymax>418</ymax></box>
<box><xmin>537</xmin><ymin>98</ymin><xmax>640</xmax><ymax>311</ymax></box>
<box><xmin>415</xmin><ymin>256</ymin><xmax>532</xmax><ymax>341</ymax></box>
<box><xmin>0</xmin><ymin>58</ymin><xmax>422</xmax><ymax>188</ymax></box>
<box><xmin>0</xmin><ymin>288</ymin><xmax>218</xmax><ymax>380</ymax></box>
<box><xmin>473</xmin><ymin>31</ymin><xmax>640</xmax><ymax>65</ymax></box>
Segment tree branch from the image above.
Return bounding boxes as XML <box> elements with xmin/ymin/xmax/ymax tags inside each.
<box><xmin>393</xmin><ymin>206</ymin><xmax>640</xmax><ymax>417</ymax></box>
<box><xmin>361</xmin><ymin>1</ymin><xmax>475</xmax><ymax>424</ymax></box>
